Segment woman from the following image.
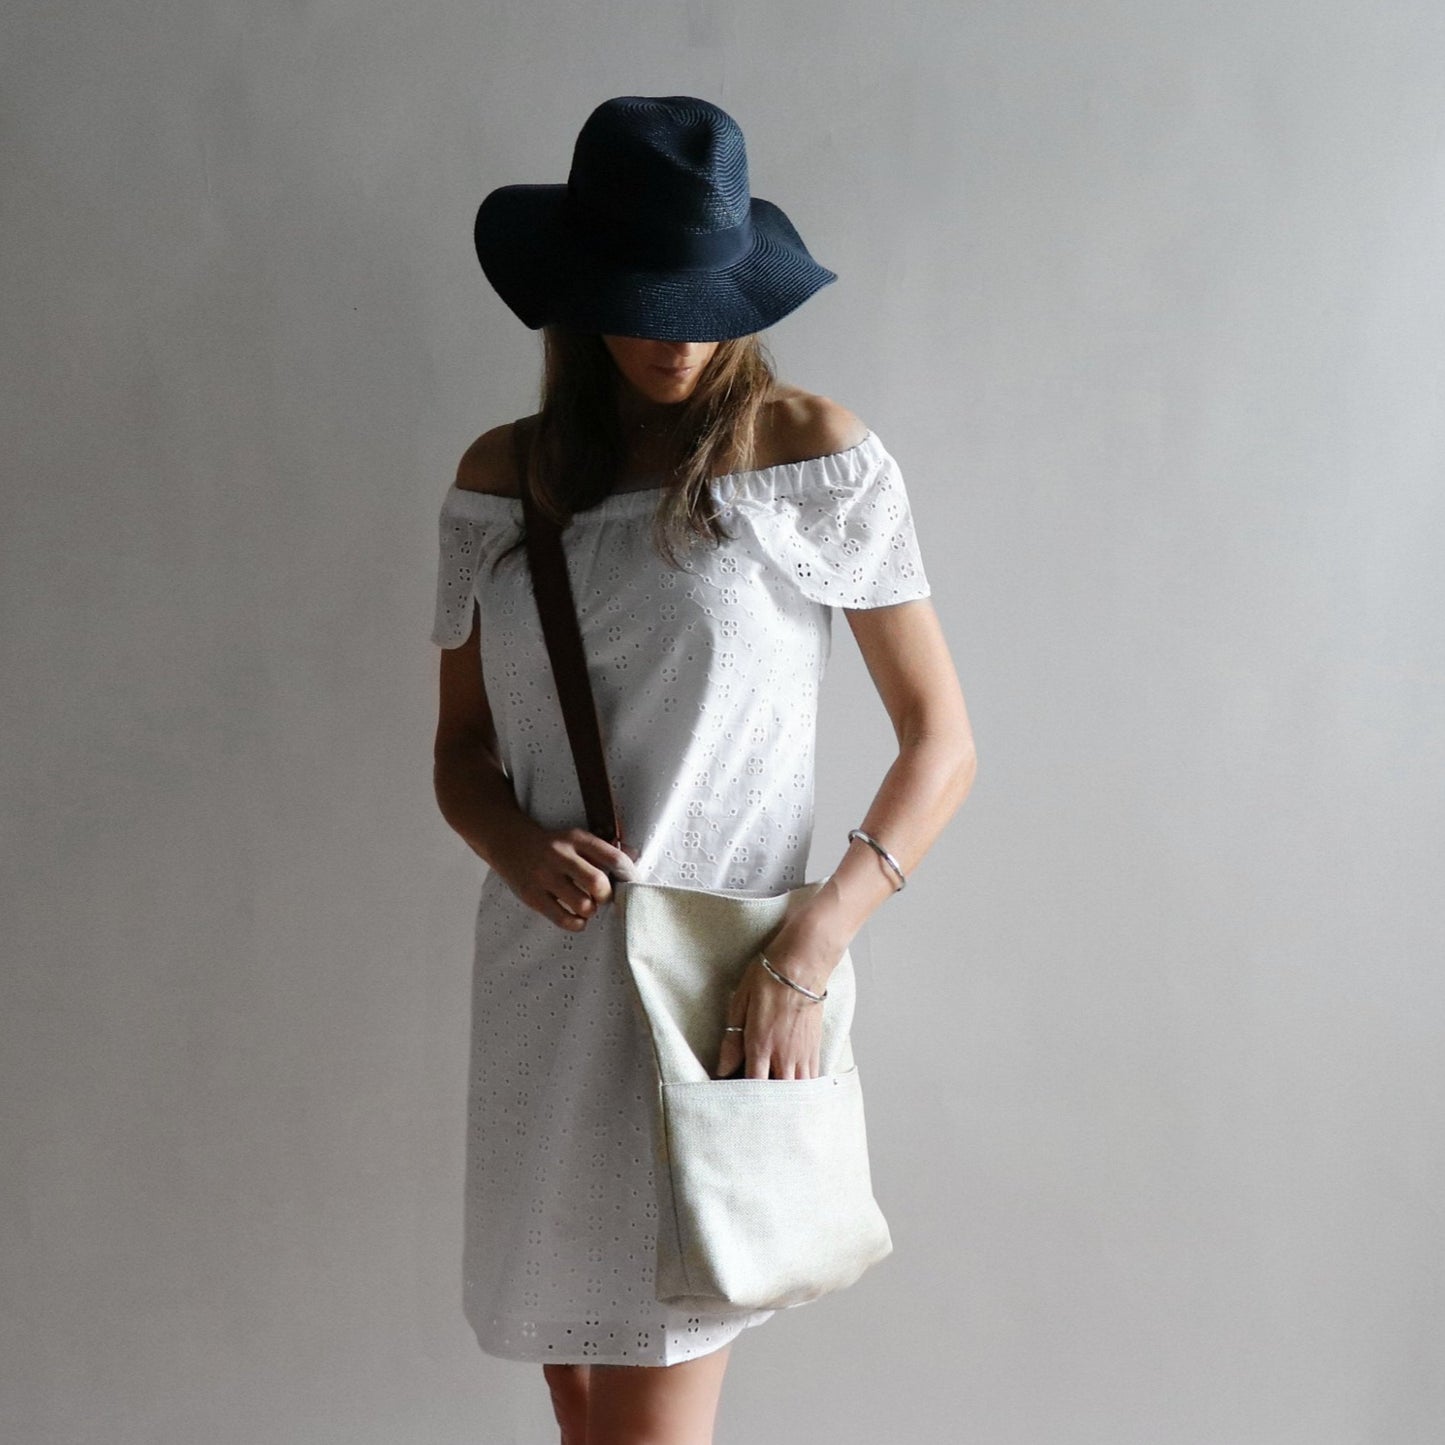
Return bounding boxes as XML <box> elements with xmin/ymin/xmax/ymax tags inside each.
<box><xmin>431</xmin><ymin>96</ymin><xmax>976</xmax><ymax>1445</ymax></box>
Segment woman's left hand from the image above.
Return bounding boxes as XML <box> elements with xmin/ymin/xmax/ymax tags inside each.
<box><xmin>713</xmin><ymin>920</ymin><xmax>845</xmax><ymax>1080</ymax></box>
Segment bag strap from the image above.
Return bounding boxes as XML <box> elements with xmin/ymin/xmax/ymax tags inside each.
<box><xmin>513</xmin><ymin>417</ymin><xmax>626</xmax><ymax>852</ymax></box>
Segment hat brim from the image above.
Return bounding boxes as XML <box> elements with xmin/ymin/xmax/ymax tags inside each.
<box><xmin>473</xmin><ymin>184</ymin><xmax>838</xmax><ymax>341</ymax></box>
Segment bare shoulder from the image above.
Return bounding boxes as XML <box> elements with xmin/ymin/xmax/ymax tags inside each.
<box><xmin>762</xmin><ymin>387</ymin><xmax>870</xmax><ymax>467</ymax></box>
<box><xmin>455</xmin><ymin>415</ymin><xmax>538</xmax><ymax>497</ymax></box>
<box><xmin>455</xmin><ymin>400</ymin><xmax>868</xmax><ymax>487</ymax></box>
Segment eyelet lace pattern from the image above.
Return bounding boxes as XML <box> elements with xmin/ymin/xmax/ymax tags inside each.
<box><xmin>431</xmin><ymin>429</ymin><xmax>931</xmax><ymax>1365</ymax></box>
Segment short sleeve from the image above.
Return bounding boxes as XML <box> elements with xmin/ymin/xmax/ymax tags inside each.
<box><xmin>720</xmin><ymin>431</ymin><xmax>932</xmax><ymax>609</ymax></box>
<box><xmin>430</xmin><ymin>488</ymin><xmax>520</xmax><ymax>648</ymax></box>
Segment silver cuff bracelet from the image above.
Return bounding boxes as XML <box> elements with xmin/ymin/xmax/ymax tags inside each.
<box><xmin>847</xmin><ymin>828</ymin><xmax>907</xmax><ymax>892</ymax></box>
<box><xmin>757</xmin><ymin>952</ymin><xmax>828</xmax><ymax>1003</ymax></box>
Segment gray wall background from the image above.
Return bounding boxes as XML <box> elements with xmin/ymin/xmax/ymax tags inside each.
<box><xmin>4</xmin><ymin>3</ymin><xmax>1442</xmax><ymax>1443</ymax></box>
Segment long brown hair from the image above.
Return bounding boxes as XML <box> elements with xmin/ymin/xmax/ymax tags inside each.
<box><xmin>492</xmin><ymin>325</ymin><xmax>779</xmax><ymax>574</ymax></box>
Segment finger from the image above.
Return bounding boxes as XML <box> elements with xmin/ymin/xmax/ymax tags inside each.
<box><xmin>551</xmin><ymin>874</ymin><xmax>601</xmax><ymax>918</ymax></box>
<box><xmin>552</xmin><ymin>907</ymin><xmax>588</xmax><ymax>933</ymax></box>
<box><xmin>714</xmin><ymin>1033</ymin><xmax>741</xmax><ymax>1079</ymax></box>
<box><xmin>797</xmin><ymin>1035</ymin><xmax>818</xmax><ymax>1079</ymax></box>
<box><xmin>605</xmin><ymin>851</ymin><xmax>642</xmax><ymax>884</ymax></box>
<box><xmin>567</xmin><ymin>832</ymin><xmax>635</xmax><ymax>895</ymax></box>
<box><xmin>551</xmin><ymin>832</ymin><xmax>615</xmax><ymax>904</ymax></box>
<box><xmin>530</xmin><ymin>887</ymin><xmax>589</xmax><ymax>932</ymax></box>
<box><xmin>744</xmin><ymin>1036</ymin><xmax>770</xmax><ymax>1081</ymax></box>
<box><xmin>715</xmin><ymin>993</ymin><xmax>748</xmax><ymax>1077</ymax></box>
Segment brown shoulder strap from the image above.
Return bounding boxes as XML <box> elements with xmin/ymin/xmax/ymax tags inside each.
<box><xmin>513</xmin><ymin>418</ymin><xmax>625</xmax><ymax>851</ymax></box>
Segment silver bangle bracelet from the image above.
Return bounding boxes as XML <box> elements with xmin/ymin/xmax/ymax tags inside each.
<box><xmin>848</xmin><ymin>828</ymin><xmax>907</xmax><ymax>892</ymax></box>
<box><xmin>757</xmin><ymin>952</ymin><xmax>828</xmax><ymax>1003</ymax></box>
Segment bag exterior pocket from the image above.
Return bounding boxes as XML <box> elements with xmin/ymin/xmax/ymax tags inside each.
<box><xmin>654</xmin><ymin>1064</ymin><xmax>893</xmax><ymax>1310</ymax></box>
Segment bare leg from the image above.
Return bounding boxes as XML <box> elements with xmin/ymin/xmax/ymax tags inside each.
<box><xmin>585</xmin><ymin>1343</ymin><xmax>732</xmax><ymax>1445</ymax></box>
<box><xmin>542</xmin><ymin>1362</ymin><xmax>591</xmax><ymax>1445</ymax></box>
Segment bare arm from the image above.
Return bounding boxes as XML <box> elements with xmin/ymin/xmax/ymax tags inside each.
<box><xmin>715</xmin><ymin>594</ymin><xmax>977</xmax><ymax>1079</ymax></box>
<box><xmin>433</xmin><ymin>429</ymin><xmax>632</xmax><ymax>929</ymax></box>
<box><xmin>804</xmin><ymin>595</ymin><xmax>977</xmax><ymax>947</ymax></box>
<box><xmin>432</xmin><ymin>599</ymin><xmax>534</xmax><ymax>870</ymax></box>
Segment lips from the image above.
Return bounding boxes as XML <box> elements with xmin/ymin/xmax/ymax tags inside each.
<box><xmin>655</xmin><ymin>365</ymin><xmax>693</xmax><ymax>376</ymax></box>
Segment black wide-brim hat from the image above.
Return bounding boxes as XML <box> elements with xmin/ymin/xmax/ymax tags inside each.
<box><xmin>474</xmin><ymin>95</ymin><xmax>838</xmax><ymax>342</ymax></box>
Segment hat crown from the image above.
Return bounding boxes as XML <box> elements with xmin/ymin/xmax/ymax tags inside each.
<box><xmin>567</xmin><ymin>96</ymin><xmax>750</xmax><ymax>236</ymax></box>
<box><xmin>471</xmin><ymin>92</ymin><xmax>837</xmax><ymax>340</ymax></box>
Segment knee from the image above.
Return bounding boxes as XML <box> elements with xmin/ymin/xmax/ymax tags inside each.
<box><xmin>542</xmin><ymin>1363</ymin><xmax>589</xmax><ymax>1445</ymax></box>
<box><xmin>583</xmin><ymin>1351</ymin><xmax>730</xmax><ymax>1445</ymax></box>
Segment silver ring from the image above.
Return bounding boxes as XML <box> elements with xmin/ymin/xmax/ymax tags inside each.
<box><xmin>722</xmin><ymin>1025</ymin><xmax>744</xmax><ymax>1033</ymax></box>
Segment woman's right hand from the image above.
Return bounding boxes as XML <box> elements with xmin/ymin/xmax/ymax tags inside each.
<box><xmin>490</xmin><ymin>819</ymin><xmax>637</xmax><ymax>932</ymax></box>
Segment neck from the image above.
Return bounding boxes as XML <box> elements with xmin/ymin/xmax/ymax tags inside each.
<box><xmin>614</xmin><ymin>370</ymin><xmax>687</xmax><ymax>424</ymax></box>
<box><xmin>617</xmin><ymin>397</ymin><xmax>679</xmax><ymax>432</ymax></box>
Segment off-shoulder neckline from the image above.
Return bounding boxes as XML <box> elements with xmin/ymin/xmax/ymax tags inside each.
<box><xmin>441</xmin><ymin>429</ymin><xmax>882</xmax><ymax>523</ymax></box>
<box><xmin>607</xmin><ymin>428</ymin><xmax>878</xmax><ymax>494</ymax></box>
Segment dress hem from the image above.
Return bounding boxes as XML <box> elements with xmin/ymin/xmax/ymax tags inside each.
<box><xmin>466</xmin><ymin>1307</ymin><xmax>776</xmax><ymax>1368</ymax></box>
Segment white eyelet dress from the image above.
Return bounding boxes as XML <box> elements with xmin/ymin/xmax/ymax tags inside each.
<box><xmin>430</xmin><ymin>429</ymin><xmax>931</xmax><ymax>1366</ymax></box>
